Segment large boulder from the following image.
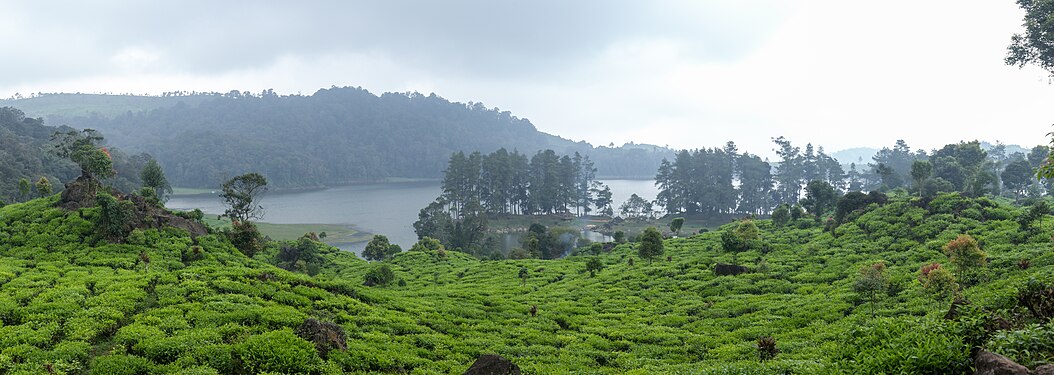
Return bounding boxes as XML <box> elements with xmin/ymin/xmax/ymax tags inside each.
<box><xmin>1034</xmin><ymin>364</ymin><xmax>1054</xmax><ymax>375</ymax></box>
<box><xmin>944</xmin><ymin>298</ymin><xmax>970</xmax><ymax>320</ymax></box>
<box><xmin>714</xmin><ymin>263</ymin><xmax>749</xmax><ymax>276</ymax></box>
<box><xmin>57</xmin><ymin>174</ymin><xmax>98</xmax><ymax>210</ymax></box>
<box><xmin>121</xmin><ymin>193</ymin><xmax>208</xmax><ymax>237</ymax></box>
<box><xmin>463</xmin><ymin>355</ymin><xmax>521</xmax><ymax>375</ymax></box>
<box><xmin>973</xmin><ymin>350</ymin><xmax>1029</xmax><ymax>375</ymax></box>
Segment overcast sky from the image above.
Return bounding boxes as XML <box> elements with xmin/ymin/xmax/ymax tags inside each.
<box><xmin>4</xmin><ymin>1</ymin><xmax>1054</xmax><ymax>156</ymax></box>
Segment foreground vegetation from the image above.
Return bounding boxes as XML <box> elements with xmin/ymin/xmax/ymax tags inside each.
<box><xmin>1</xmin><ymin>188</ymin><xmax>1053</xmax><ymax>374</ymax></box>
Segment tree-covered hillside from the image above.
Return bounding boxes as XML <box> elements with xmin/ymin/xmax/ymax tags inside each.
<box><xmin>2</xmin><ymin>187</ymin><xmax>1053</xmax><ymax>373</ymax></box>
<box><xmin>7</xmin><ymin>89</ymin><xmax>673</xmax><ymax>188</ymax></box>
<box><xmin>0</xmin><ymin>107</ymin><xmax>151</xmax><ymax>202</ymax></box>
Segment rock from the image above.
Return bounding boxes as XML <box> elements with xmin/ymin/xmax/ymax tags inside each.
<box><xmin>463</xmin><ymin>355</ymin><xmax>521</xmax><ymax>375</ymax></box>
<box><xmin>944</xmin><ymin>298</ymin><xmax>970</xmax><ymax>320</ymax></box>
<box><xmin>714</xmin><ymin>263</ymin><xmax>749</xmax><ymax>276</ymax></box>
<box><xmin>295</xmin><ymin>319</ymin><xmax>347</xmax><ymax>357</ymax></box>
<box><xmin>56</xmin><ymin>176</ymin><xmax>207</xmax><ymax>238</ymax></box>
<box><xmin>122</xmin><ymin>193</ymin><xmax>208</xmax><ymax>237</ymax></box>
<box><xmin>972</xmin><ymin>350</ymin><xmax>1029</xmax><ymax>375</ymax></box>
<box><xmin>1034</xmin><ymin>364</ymin><xmax>1054</xmax><ymax>375</ymax></box>
<box><xmin>57</xmin><ymin>174</ymin><xmax>98</xmax><ymax>210</ymax></box>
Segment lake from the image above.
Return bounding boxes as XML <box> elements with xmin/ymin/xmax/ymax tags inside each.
<box><xmin>166</xmin><ymin>179</ymin><xmax>658</xmax><ymax>254</ymax></box>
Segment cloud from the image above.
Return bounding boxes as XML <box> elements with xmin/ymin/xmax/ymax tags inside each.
<box><xmin>3</xmin><ymin>1</ymin><xmax>1054</xmax><ymax>159</ymax></box>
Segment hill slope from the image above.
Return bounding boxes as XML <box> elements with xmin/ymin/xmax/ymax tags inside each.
<box><xmin>5</xmin><ymin>90</ymin><xmax>673</xmax><ymax>188</ymax></box>
<box><xmin>0</xmin><ymin>107</ymin><xmax>149</xmax><ymax>202</ymax></box>
<box><xmin>2</xmin><ymin>191</ymin><xmax>1053</xmax><ymax>373</ymax></box>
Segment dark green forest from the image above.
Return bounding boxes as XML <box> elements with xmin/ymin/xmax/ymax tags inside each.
<box><xmin>7</xmin><ymin>89</ymin><xmax>673</xmax><ymax>188</ymax></box>
<box><xmin>652</xmin><ymin>138</ymin><xmax>1050</xmax><ymax>218</ymax></box>
<box><xmin>0</xmin><ymin>107</ymin><xmax>152</xmax><ymax>202</ymax></box>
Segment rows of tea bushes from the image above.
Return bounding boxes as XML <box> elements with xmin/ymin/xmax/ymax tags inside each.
<box><xmin>0</xmin><ymin>192</ymin><xmax>1052</xmax><ymax>373</ymax></box>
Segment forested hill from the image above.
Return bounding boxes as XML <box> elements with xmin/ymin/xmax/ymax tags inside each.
<box><xmin>5</xmin><ymin>89</ymin><xmax>673</xmax><ymax>188</ymax></box>
<box><xmin>0</xmin><ymin>107</ymin><xmax>148</xmax><ymax>202</ymax></box>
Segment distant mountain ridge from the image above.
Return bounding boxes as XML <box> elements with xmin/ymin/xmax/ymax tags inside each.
<box><xmin>831</xmin><ymin>142</ymin><xmax>1032</xmax><ymax>167</ymax></box>
<box><xmin>4</xmin><ymin>89</ymin><xmax>674</xmax><ymax>188</ymax></box>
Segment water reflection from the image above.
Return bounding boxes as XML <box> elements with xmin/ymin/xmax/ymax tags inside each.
<box><xmin>167</xmin><ymin>179</ymin><xmax>652</xmax><ymax>256</ymax></box>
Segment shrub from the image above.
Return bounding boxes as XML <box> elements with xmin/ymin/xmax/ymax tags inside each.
<box><xmin>295</xmin><ymin>319</ymin><xmax>347</xmax><ymax>357</ymax></box>
<box><xmin>225</xmin><ymin>221</ymin><xmax>263</xmax><ymax>257</ymax></box>
<box><xmin>233</xmin><ymin>329</ymin><xmax>321</xmax><ymax>374</ymax></box>
<box><xmin>756</xmin><ymin>336</ymin><xmax>778</xmax><ymax>360</ymax></box>
<box><xmin>986</xmin><ymin>323</ymin><xmax>1054</xmax><ymax>367</ymax></box>
<box><xmin>363</xmin><ymin>264</ymin><xmax>394</xmax><ymax>287</ymax></box>
<box><xmin>95</xmin><ymin>192</ymin><xmax>134</xmax><ymax>242</ymax></box>
<box><xmin>1017</xmin><ymin>279</ymin><xmax>1054</xmax><ymax>320</ymax></box>
<box><xmin>89</xmin><ymin>355</ymin><xmax>153</xmax><ymax>375</ymax></box>
<box><xmin>586</xmin><ymin>257</ymin><xmax>604</xmax><ymax>277</ymax></box>
<box><xmin>919</xmin><ymin>263</ymin><xmax>957</xmax><ymax>303</ymax></box>
<box><xmin>853</xmin><ymin>262</ymin><xmax>888</xmax><ymax>318</ymax></box>
<box><xmin>637</xmin><ymin>227</ymin><xmax>664</xmax><ymax>261</ymax></box>
<box><xmin>943</xmin><ymin>234</ymin><xmax>987</xmax><ymax>283</ymax></box>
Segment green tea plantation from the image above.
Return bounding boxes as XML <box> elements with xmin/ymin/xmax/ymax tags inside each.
<box><xmin>0</xmin><ymin>192</ymin><xmax>1052</xmax><ymax>374</ymax></box>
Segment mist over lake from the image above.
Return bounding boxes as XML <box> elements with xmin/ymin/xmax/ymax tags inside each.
<box><xmin>166</xmin><ymin>179</ymin><xmax>659</xmax><ymax>252</ymax></box>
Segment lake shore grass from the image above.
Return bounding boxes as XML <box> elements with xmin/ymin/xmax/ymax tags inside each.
<box><xmin>201</xmin><ymin>217</ymin><xmax>373</xmax><ymax>244</ymax></box>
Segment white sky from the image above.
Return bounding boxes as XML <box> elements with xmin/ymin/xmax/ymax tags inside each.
<box><xmin>3</xmin><ymin>1</ymin><xmax>1053</xmax><ymax>157</ymax></box>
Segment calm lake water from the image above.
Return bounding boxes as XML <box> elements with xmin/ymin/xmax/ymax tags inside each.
<box><xmin>166</xmin><ymin>179</ymin><xmax>658</xmax><ymax>254</ymax></box>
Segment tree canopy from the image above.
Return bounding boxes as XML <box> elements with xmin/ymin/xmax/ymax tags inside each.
<box><xmin>220</xmin><ymin>173</ymin><xmax>269</xmax><ymax>223</ymax></box>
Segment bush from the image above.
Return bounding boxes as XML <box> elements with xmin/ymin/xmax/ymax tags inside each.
<box><xmin>363</xmin><ymin>264</ymin><xmax>395</xmax><ymax>287</ymax></box>
<box><xmin>756</xmin><ymin>336</ymin><xmax>778</xmax><ymax>360</ymax></box>
<box><xmin>95</xmin><ymin>192</ymin><xmax>134</xmax><ymax>242</ymax></box>
<box><xmin>987</xmin><ymin>323</ymin><xmax>1054</xmax><ymax>367</ymax></box>
<box><xmin>225</xmin><ymin>221</ymin><xmax>263</xmax><ymax>257</ymax></box>
<box><xmin>90</xmin><ymin>355</ymin><xmax>153</xmax><ymax>375</ymax></box>
<box><xmin>233</xmin><ymin>329</ymin><xmax>321</xmax><ymax>374</ymax></box>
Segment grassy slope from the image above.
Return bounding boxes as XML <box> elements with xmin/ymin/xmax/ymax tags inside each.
<box><xmin>0</xmin><ymin>193</ymin><xmax>1052</xmax><ymax>374</ymax></box>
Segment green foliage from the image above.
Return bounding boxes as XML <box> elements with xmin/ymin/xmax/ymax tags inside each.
<box><xmin>637</xmin><ymin>227</ymin><xmax>664</xmax><ymax>261</ymax></box>
<box><xmin>17</xmin><ymin>178</ymin><xmax>30</xmax><ymax>202</ymax></box>
<box><xmin>34</xmin><ymin>177</ymin><xmax>51</xmax><ymax>198</ymax></box>
<box><xmin>835</xmin><ymin>317</ymin><xmax>971</xmax><ymax>373</ymax></box>
<box><xmin>721</xmin><ymin>219</ymin><xmax>760</xmax><ymax>258</ymax></box>
<box><xmin>911</xmin><ymin>159</ymin><xmax>933</xmax><ymax>192</ymax></box>
<box><xmin>363</xmin><ymin>264</ymin><xmax>395</xmax><ymax>287</ymax></box>
<box><xmin>94</xmin><ymin>192</ymin><xmax>134</xmax><ymax>242</ymax></box>
<box><xmin>219</xmin><ymin>173</ymin><xmax>268</xmax><ymax>223</ymax></box>
<box><xmin>225</xmin><ymin>221</ymin><xmax>264</xmax><ymax>257</ymax></box>
<box><xmin>669</xmin><ymin>217</ymin><xmax>684</xmax><ymax>236</ymax></box>
<box><xmin>90</xmin><ymin>355</ymin><xmax>154</xmax><ymax>375</ymax></box>
<box><xmin>139</xmin><ymin>159</ymin><xmax>171</xmax><ymax>203</ymax></box>
<box><xmin>276</xmin><ymin>236</ymin><xmax>325</xmax><ymax>275</ymax></box>
<box><xmin>987</xmin><ymin>323</ymin><xmax>1054</xmax><ymax>367</ymax></box>
<box><xmin>801</xmin><ymin>180</ymin><xmax>838</xmax><ymax>218</ymax></box>
<box><xmin>1007</xmin><ymin>0</ymin><xmax>1054</xmax><ymax>77</ymax></box>
<box><xmin>0</xmin><ymin>186</ymin><xmax>1052</xmax><ymax>374</ymax></box>
<box><xmin>363</xmin><ymin>235</ymin><xmax>400</xmax><ymax>262</ymax></box>
<box><xmin>72</xmin><ymin>144</ymin><xmax>115</xmax><ymax>179</ymax></box>
<box><xmin>919</xmin><ymin>263</ymin><xmax>957</xmax><ymax>303</ymax></box>
<box><xmin>771</xmin><ymin>204</ymin><xmax>790</xmax><ymax>227</ymax></box>
<box><xmin>234</xmin><ymin>329</ymin><xmax>321</xmax><ymax>374</ymax></box>
<box><xmin>585</xmin><ymin>257</ymin><xmax>604</xmax><ymax>277</ymax></box>
<box><xmin>853</xmin><ymin>262</ymin><xmax>889</xmax><ymax>318</ymax></box>
<box><xmin>944</xmin><ymin>234</ymin><xmax>987</xmax><ymax>282</ymax></box>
